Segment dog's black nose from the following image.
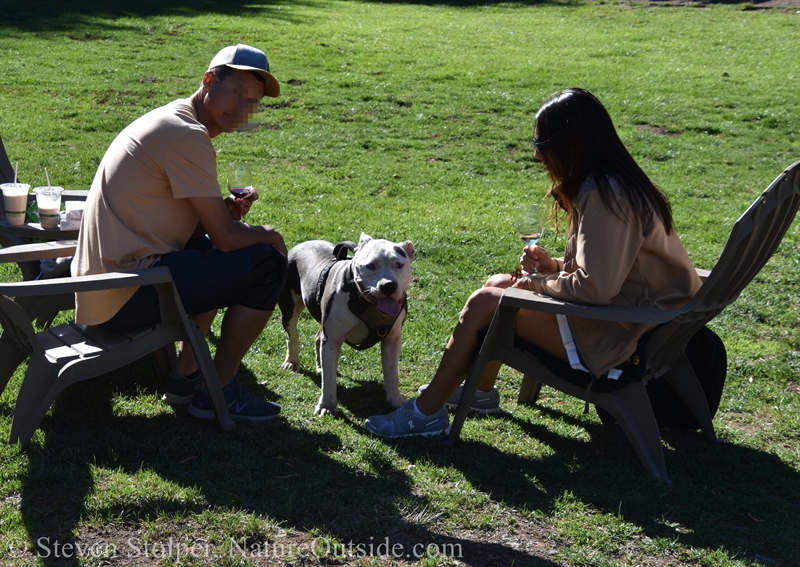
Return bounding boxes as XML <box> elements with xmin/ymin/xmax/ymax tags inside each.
<box><xmin>379</xmin><ymin>281</ymin><xmax>397</xmax><ymax>296</ymax></box>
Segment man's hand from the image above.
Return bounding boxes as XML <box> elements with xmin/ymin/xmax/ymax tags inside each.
<box><xmin>225</xmin><ymin>190</ymin><xmax>258</xmax><ymax>222</ymax></box>
<box><xmin>259</xmin><ymin>225</ymin><xmax>287</xmax><ymax>256</ymax></box>
<box><xmin>188</xmin><ymin>195</ymin><xmax>284</xmax><ymax>254</ymax></box>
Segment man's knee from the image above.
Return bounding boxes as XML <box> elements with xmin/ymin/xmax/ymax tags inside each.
<box><xmin>247</xmin><ymin>243</ymin><xmax>288</xmax><ymax>310</ymax></box>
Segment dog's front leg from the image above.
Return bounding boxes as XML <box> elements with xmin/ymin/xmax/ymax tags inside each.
<box><xmin>380</xmin><ymin>317</ymin><xmax>407</xmax><ymax>409</ymax></box>
<box><xmin>316</xmin><ymin>334</ymin><xmax>342</xmax><ymax>416</ymax></box>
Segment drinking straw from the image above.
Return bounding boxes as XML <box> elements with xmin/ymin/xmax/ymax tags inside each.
<box><xmin>13</xmin><ymin>162</ymin><xmax>18</xmax><ymax>184</ymax></box>
<box><xmin>44</xmin><ymin>167</ymin><xmax>51</xmax><ymax>188</ymax></box>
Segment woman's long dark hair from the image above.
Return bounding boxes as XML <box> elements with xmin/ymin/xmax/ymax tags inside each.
<box><xmin>535</xmin><ymin>88</ymin><xmax>673</xmax><ymax>235</ymax></box>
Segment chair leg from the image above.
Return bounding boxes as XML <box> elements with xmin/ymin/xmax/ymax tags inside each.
<box><xmin>448</xmin><ymin>358</ymin><xmax>504</xmax><ymax>444</ymax></box>
<box><xmin>13</xmin><ymin>293</ymin><xmax>74</xmax><ymax>330</ymax></box>
<box><xmin>518</xmin><ymin>374</ymin><xmax>543</xmax><ymax>404</ymax></box>
<box><xmin>148</xmin><ymin>344</ymin><xmax>177</xmax><ymax>381</ymax></box>
<box><xmin>153</xmin><ymin>280</ymin><xmax>234</xmax><ymax>432</ymax></box>
<box><xmin>9</xmin><ymin>359</ymin><xmax>63</xmax><ymax>447</ymax></box>
<box><xmin>448</xmin><ymin>306</ymin><xmax>520</xmax><ymax>445</ymax></box>
<box><xmin>663</xmin><ymin>353</ymin><xmax>717</xmax><ymax>443</ymax></box>
<box><xmin>0</xmin><ymin>332</ymin><xmax>27</xmax><ymax>396</ymax></box>
<box><xmin>447</xmin><ymin>359</ymin><xmax>482</xmax><ymax>445</ymax></box>
<box><xmin>184</xmin><ymin>321</ymin><xmax>235</xmax><ymax>432</ymax></box>
<box><xmin>600</xmin><ymin>383</ymin><xmax>669</xmax><ymax>481</ymax></box>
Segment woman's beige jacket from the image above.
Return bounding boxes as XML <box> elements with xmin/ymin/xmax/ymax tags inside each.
<box><xmin>527</xmin><ymin>177</ymin><xmax>702</xmax><ymax>377</ymax></box>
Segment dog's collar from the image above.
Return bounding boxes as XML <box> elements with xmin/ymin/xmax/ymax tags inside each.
<box><xmin>346</xmin><ymin>271</ymin><xmax>407</xmax><ymax>351</ymax></box>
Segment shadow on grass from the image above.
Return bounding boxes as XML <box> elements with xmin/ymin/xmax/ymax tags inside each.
<box><xmin>0</xmin><ymin>0</ymin><xmax>568</xmax><ymax>35</ymax></box>
<box><xmin>16</xmin><ymin>363</ymin><xmax>562</xmax><ymax>567</ymax></box>
<box><xmin>0</xmin><ymin>0</ymin><xmax>316</xmax><ymax>33</ymax></box>
<box><xmin>2</xmin><ymin>0</ymin><xmax>756</xmax><ymax>35</ymax></box>
<box><xmin>13</xmin><ymin>359</ymin><xmax>799</xmax><ymax>566</ymax></box>
<box><xmin>406</xmin><ymin>407</ymin><xmax>800</xmax><ymax>566</ymax></box>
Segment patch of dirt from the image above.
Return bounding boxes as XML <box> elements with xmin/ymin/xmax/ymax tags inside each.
<box><xmin>237</xmin><ymin>122</ymin><xmax>282</xmax><ymax>131</ymax></box>
<box><xmin>724</xmin><ymin>412</ymin><xmax>773</xmax><ymax>435</ymax></box>
<box><xmin>15</xmin><ymin>522</ymin><xmax>561</xmax><ymax>566</ymax></box>
<box><xmin>635</xmin><ymin>0</ymin><xmax>800</xmax><ymax>7</ymax></box>
<box><xmin>13</xmin><ymin>517</ymin><xmax>710</xmax><ymax>566</ymax></box>
<box><xmin>635</xmin><ymin>124</ymin><xmax>678</xmax><ymax>136</ymax></box>
<box><xmin>751</xmin><ymin>0</ymin><xmax>800</xmax><ymax>7</ymax></box>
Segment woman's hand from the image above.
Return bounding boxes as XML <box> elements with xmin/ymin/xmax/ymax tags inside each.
<box><xmin>225</xmin><ymin>190</ymin><xmax>258</xmax><ymax>222</ymax></box>
<box><xmin>520</xmin><ymin>245</ymin><xmax>558</xmax><ymax>274</ymax></box>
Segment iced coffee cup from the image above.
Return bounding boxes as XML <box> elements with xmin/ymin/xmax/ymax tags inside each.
<box><xmin>1</xmin><ymin>183</ymin><xmax>31</xmax><ymax>226</ymax></box>
<box><xmin>33</xmin><ymin>186</ymin><xmax>64</xmax><ymax>229</ymax></box>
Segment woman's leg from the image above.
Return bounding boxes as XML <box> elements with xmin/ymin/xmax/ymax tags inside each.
<box><xmin>416</xmin><ymin>274</ymin><xmax>566</xmax><ymax>415</ymax></box>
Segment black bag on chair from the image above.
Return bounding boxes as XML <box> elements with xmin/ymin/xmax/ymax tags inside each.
<box><xmin>597</xmin><ymin>326</ymin><xmax>727</xmax><ymax>430</ymax></box>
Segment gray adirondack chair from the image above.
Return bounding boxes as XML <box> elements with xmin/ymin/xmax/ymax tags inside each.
<box><xmin>447</xmin><ymin>161</ymin><xmax>800</xmax><ymax>481</ymax></box>
<box><xmin>0</xmin><ymin>265</ymin><xmax>236</xmax><ymax>446</ymax></box>
<box><xmin>0</xmin><ymin>134</ymin><xmax>15</xmax><ymax>185</ymax></box>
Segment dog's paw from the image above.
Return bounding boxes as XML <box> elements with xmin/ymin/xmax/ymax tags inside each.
<box><xmin>281</xmin><ymin>360</ymin><xmax>300</xmax><ymax>372</ymax></box>
<box><xmin>314</xmin><ymin>402</ymin><xmax>338</xmax><ymax>417</ymax></box>
<box><xmin>386</xmin><ymin>393</ymin><xmax>407</xmax><ymax>409</ymax></box>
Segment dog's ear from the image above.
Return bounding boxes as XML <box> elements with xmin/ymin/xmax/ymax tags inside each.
<box><xmin>401</xmin><ymin>240</ymin><xmax>415</xmax><ymax>261</ymax></box>
<box><xmin>355</xmin><ymin>232</ymin><xmax>372</xmax><ymax>251</ymax></box>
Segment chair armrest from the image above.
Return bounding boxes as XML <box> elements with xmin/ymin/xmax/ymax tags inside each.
<box><xmin>0</xmin><ymin>266</ymin><xmax>173</xmax><ymax>297</ymax></box>
<box><xmin>0</xmin><ymin>240</ymin><xmax>77</xmax><ymax>264</ymax></box>
<box><xmin>500</xmin><ymin>287</ymin><xmax>686</xmax><ymax>325</ymax></box>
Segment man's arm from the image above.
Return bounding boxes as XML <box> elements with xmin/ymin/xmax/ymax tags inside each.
<box><xmin>187</xmin><ymin>196</ymin><xmax>286</xmax><ymax>255</ymax></box>
<box><xmin>190</xmin><ymin>192</ymin><xmax>255</xmax><ymax>239</ymax></box>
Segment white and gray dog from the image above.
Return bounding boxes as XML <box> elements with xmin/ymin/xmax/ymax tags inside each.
<box><xmin>278</xmin><ymin>233</ymin><xmax>414</xmax><ymax>415</ymax></box>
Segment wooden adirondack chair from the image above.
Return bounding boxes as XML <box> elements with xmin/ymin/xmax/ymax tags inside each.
<box><xmin>447</xmin><ymin>161</ymin><xmax>800</xmax><ymax>480</ymax></box>
<box><xmin>0</xmin><ymin>265</ymin><xmax>236</xmax><ymax>446</ymax></box>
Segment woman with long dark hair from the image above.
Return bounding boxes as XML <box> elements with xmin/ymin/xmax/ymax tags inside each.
<box><xmin>366</xmin><ymin>88</ymin><xmax>702</xmax><ymax>438</ymax></box>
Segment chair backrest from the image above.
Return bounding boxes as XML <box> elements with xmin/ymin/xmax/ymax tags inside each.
<box><xmin>1</xmin><ymin>134</ymin><xmax>17</xmax><ymax>185</ymax></box>
<box><xmin>643</xmin><ymin>161</ymin><xmax>800</xmax><ymax>375</ymax></box>
<box><xmin>1</xmin><ymin>134</ymin><xmax>14</xmax><ymax>222</ymax></box>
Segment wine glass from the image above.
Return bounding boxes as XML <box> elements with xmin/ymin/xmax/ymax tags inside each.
<box><xmin>515</xmin><ymin>203</ymin><xmax>544</xmax><ymax>248</ymax></box>
<box><xmin>227</xmin><ymin>162</ymin><xmax>253</xmax><ymax>199</ymax></box>
<box><xmin>511</xmin><ymin>203</ymin><xmax>545</xmax><ymax>279</ymax></box>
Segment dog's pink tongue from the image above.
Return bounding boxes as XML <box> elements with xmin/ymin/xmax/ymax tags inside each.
<box><xmin>377</xmin><ymin>297</ymin><xmax>402</xmax><ymax>316</ymax></box>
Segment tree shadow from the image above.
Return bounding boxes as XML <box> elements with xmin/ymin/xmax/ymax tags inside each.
<box><xmin>358</xmin><ymin>0</ymin><xmax>581</xmax><ymax>6</ymax></box>
<box><xmin>13</xmin><ymin>353</ymin><xmax>798</xmax><ymax>565</ymax></box>
<box><xmin>14</xmin><ymin>364</ymin><xmax>563</xmax><ymax>567</ymax></box>
<box><xmin>3</xmin><ymin>0</ymin><xmax>757</xmax><ymax>37</ymax></box>
<box><xmin>354</xmin><ymin>0</ymin><xmax>753</xmax><ymax>7</ymax></box>
<box><xmin>0</xmin><ymin>0</ymin><xmax>317</xmax><ymax>33</ymax></box>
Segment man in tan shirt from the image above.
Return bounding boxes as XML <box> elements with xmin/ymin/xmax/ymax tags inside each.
<box><xmin>72</xmin><ymin>45</ymin><xmax>287</xmax><ymax>421</ymax></box>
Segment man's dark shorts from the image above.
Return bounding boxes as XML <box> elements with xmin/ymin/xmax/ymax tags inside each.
<box><xmin>102</xmin><ymin>237</ymin><xmax>287</xmax><ymax>333</ymax></box>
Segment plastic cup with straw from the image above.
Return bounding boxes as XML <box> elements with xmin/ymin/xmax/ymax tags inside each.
<box><xmin>1</xmin><ymin>161</ymin><xmax>31</xmax><ymax>225</ymax></box>
<box><xmin>33</xmin><ymin>167</ymin><xmax>64</xmax><ymax>228</ymax></box>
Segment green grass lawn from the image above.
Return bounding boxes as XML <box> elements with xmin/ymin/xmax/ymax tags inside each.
<box><xmin>1</xmin><ymin>0</ymin><xmax>799</xmax><ymax>565</ymax></box>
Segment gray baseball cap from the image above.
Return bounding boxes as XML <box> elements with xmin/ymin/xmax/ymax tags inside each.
<box><xmin>207</xmin><ymin>44</ymin><xmax>280</xmax><ymax>98</ymax></box>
